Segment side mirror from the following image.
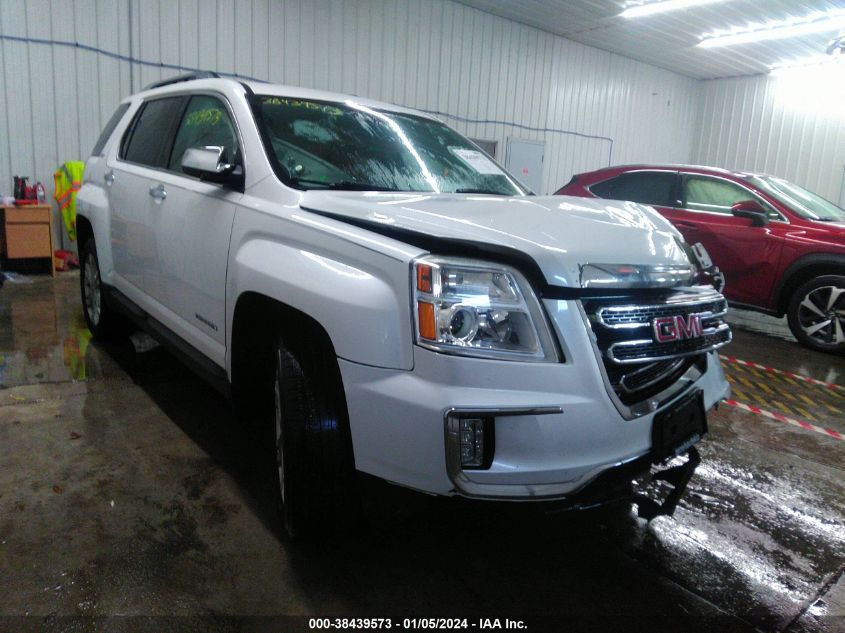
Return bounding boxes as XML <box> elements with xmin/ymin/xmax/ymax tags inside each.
<box><xmin>731</xmin><ymin>200</ymin><xmax>769</xmax><ymax>227</ymax></box>
<box><xmin>181</xmin><ymin>146</ymin><xmax>243</xmax><ymax>187</ymax></box>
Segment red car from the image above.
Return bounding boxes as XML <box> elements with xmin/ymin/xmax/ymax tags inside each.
<box><xmin>557</xmin><ymin>165</ymin><xmax>845</xmax><ymax>353</ymax></box>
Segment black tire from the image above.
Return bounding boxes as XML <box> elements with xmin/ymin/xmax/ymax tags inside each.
<box><xmin>79</xmin><ymin>238</ymin><xmax>125</xmax><ymax>340</ymax></box>
<box><xmin>787</xmin><ymin>275</ymin><xmax>845</xmax><ymax>354</ymax></box>
<box><xmin>272</xmin><ymin>334</ymin><xmax>358</xmax><ymax>538</ymax></box>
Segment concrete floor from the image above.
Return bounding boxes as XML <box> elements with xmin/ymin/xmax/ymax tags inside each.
<box><xmin>1</xmin><ymin>273</ymin><xmax>844</xmax><ymax>632</ymax></box>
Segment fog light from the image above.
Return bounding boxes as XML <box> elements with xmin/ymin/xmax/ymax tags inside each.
<box><xmin>445</xmin><ymin>413</ymin><xmax>494</xmax><ymax>475</ymax></box>
<box><xmin>460</xmin><ymin>418</ymin><xmax>485</xmax><ymax>467</ymax></box>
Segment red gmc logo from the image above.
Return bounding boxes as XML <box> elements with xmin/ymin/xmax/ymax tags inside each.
<box><xmin>653</xmin><ymin>314</ymin><xmax>704</xmax><ymax>343</ymax></box>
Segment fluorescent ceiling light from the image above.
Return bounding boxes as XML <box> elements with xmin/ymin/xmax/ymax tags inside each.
<box><xmin>699</xmin><ymin>9</ymin><xmax>845</xmax><ymax>48</ymax></box>
<box><xmin>620</xmin><ymin>0</ymin><xmax>726</xmax><ymax>18</ymax></box>
<box><xmin>770</xmin><ymin>54</ymin><xmax>845</xmax><ymax>73</ymax></box>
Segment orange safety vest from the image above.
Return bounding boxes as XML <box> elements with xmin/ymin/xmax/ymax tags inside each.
<box><xmin>53</xmin><ymin>161</ymin><xmax>84</xmax><ymax>242</ymax></box>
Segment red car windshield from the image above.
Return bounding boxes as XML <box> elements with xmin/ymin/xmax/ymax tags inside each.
<box><xmin>747</xmin><ymin>176</ymin><xmax>845</xmax><ymax>223</ymax></box>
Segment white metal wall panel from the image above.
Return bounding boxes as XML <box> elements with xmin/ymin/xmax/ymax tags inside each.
<box><xmin>25</xmin><ymin>0</ymin><xmax>56</xmax><ymax>193</ymax></box>
<box><xmin>0</xmin><ymin>34</ymin><xmax>8</xmax><ymax>197</ymax></box>
<box><xmin>2</xmin><ymin>0</ymin><xmax>35</xmax><ymax>204</ymax></box>
<box><xmin>0</xmin><ymin>0</ymin><xmax>699</xmax><ymax>250</ymax></box>
<box><xmin>695</xmin><ymin>74</ymin><xmax>845</xmax><ymax>203</ymax></box>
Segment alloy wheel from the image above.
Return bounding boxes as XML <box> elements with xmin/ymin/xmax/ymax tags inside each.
<box><xmin>797</xmin><ymin>285</ymin><xmax>845</xmax><ymax>346</ymax></box>
<box><xmin>83</xmin><ymin>253</ymin><xmax>102</xmax><ymax>327</ymax></box>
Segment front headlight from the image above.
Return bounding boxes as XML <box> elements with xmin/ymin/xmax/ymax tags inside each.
<box><xmin>412</xmin><ymin>256</ymin><xmax>558</xmax><ymax>362</ymax></box>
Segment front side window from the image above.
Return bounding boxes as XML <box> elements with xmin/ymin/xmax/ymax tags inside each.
<box><xmin>252</xmin><ymin>96</ymin><xmax>526</xmax><ymax>195</ymax></box>
<box><xmin>121</xmin><ymin>97</ymin><xmax>185</xmax><ymax>168</ymax></box>
<box><xmin>168</xmin><ymin>95</ymin><xmax>240</xmax><ymax>173</ymax></box>
<box><xmin>589</xmin><ymin>171</ymin><xmax>677</xmax><ymax>207</ymax></box>
<box><xmin>682</xmin><ymin>175</ymin><xmax>774</xmax><ymax>216</ymax></box>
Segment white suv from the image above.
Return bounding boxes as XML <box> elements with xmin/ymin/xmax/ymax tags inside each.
<box><xmin>77</xmin><ymin>73</ymin><xmax>731</xmax><ymax>536</ymax></box>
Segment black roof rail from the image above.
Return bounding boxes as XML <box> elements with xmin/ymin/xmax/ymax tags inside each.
<box><xmin>143</xmin><ymin>71</ymin><xmax>221</xmax><ymax>91</ymax></box>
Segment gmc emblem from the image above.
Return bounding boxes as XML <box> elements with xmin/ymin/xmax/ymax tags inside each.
<box><xmin>653</xmin><ymin>314</ymin><xmax>704</xmax><ymax>343</ymax></box>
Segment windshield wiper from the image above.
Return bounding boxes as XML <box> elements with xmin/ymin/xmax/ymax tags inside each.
<box><xmin>290</xmin><ymin>177</ymin><xmax>397</xmax><ymax>192</ymax></box>
<box><xmin>454</xmin><ymin>188</ymin><xmax>507</xmax><ymax>195</ymax></box>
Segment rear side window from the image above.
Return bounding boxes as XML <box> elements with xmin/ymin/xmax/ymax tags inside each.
<box><xmin>168</xmin><ymin>96</ymin><xmax>240</xmax><ymax>172</ymax></box>
<box><xmin>120</xmin><ymin>97</ymin><xmax>185</xmax><ymax>168</ymax></box>
<box><xmin>589</xmin><ymin>171</ymin><xmax>677</xmax><ymax>207</ymax></box>
<box><xmin>91</xmin><ymin>103</ymin><xmax>130</xmax><ymax>156</ymax></box>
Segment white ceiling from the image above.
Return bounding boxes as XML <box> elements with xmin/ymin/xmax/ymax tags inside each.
<box><xmin>458</xmin><ymin>0</ymin><xmax>845</xmax><ymax>79</ymax></box>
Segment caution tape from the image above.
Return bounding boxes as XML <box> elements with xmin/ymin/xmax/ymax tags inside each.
<box><xmin>720</xmin><ymin>355</ymin><xmax>845</xmax><ymax>393</ymax></box>
<box><xmin>723</xmin><ymin>399</ymin><xmax>844</xmax><ymax>442</ymax></box>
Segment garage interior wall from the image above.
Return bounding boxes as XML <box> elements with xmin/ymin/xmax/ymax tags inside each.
<box><xmin>0</xmin><ymin>0</ymin><xmax>702</xmax><ymax>247</ymax></box>
<box><xmin>694</xmin><ymin>71</ymin><xmax>845</xmax><ymax>204</ymax></box>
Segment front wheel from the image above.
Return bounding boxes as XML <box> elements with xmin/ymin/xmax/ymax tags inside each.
<box><xmin>272</xmin><ymin>334</ymin><xmax>358</xmax><ymax>538</ymax></box>
<box><xmin>787</xmin><ymin>275</ymin><xmax>845</xmax><ymax>353</ymax></box>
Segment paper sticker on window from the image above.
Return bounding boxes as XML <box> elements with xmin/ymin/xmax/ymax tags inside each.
<box><xmin>261</xmin><ymin>96</ymin><xmax>343</xmax><ymax>116</ymax></box>
<box><xmin>449</xmin><ymin>148</ymin><xmax>503</xmax><ymax>175</ymax></box>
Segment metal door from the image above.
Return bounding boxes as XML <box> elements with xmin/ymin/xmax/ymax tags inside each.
<box><xmin>506</xmin><ymin>139</ymin><xmax>544</xmax><ymax>194</ymax></box>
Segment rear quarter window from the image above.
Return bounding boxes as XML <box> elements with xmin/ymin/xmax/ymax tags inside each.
<box><xmin>91</xmin><ymin>103</ymin><xmax>130</xmax><ymax>157</ymax></box>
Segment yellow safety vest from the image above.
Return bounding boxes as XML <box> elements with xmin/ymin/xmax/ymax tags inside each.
<box><xmin>53</xmin><ymin>161</ymin><xmax>84</xmax><ymax>242</ymax></box>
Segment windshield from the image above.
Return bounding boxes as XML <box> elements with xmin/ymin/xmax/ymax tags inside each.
<box><xmin>253</xmin><ymin>95</ymin><xmax>527</xmax><ymax>195</ymax></box>
<box><xmin>747</xmin><ymin>175</ymin><xmax>845</xmax><ymax>222</ymax></box>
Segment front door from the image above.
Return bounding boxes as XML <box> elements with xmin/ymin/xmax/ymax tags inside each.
<box><xmin>143</xmin><ymin>94</ymin><xmax>242</xmax><ymax>363</ymax></box>
<box><xmin>660</xmin><ymin>174</ymin><xmax>789</xmax><ymax>306</ymax></box>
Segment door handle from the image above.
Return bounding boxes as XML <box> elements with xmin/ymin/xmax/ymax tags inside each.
<box><xmin>148</xmin><ymin>184</ymin><xmax>167</xmax><ymax>201</ymax></box>
<box><xmin>104</xmin><ymin>170</ymin><xmax>115</xmax><ymax>186</ymax></box>
<box><xmin>674</xmin><ymin>221</ymin><xmax>699</xmax><ymax>230</ymax></box>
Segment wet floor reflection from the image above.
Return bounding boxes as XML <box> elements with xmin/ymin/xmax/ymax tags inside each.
<box><xmin>0</xmin><ymin>275</ymin><xmax>99</xmax><ymax>387</ymax></box>
<box><xmin>727</xmin><ymin>318</ymin><xmax>845</xmax><ymax>387</ymax></box>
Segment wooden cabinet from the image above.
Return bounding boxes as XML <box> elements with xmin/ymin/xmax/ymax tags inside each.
<box><xmin>1</xmin><ymin>205</ymin><xmax>56</xmax><ymax>276</ymax></box>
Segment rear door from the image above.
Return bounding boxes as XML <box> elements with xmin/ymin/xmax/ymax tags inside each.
<box><xmin>108</xmin><ymin>96</ymin><xmax>186</xmax><ymax>295</ymax></box>
<box><xmin>660</xmin><ymin>174</ymin><xmax>789</xmax><ymax>305</ymax></box>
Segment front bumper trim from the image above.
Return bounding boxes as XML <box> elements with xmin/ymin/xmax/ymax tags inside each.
<box><xmin>445</xmin><ymin>406</ymin><xmax>564</xmax><ymax>500</ymax></box>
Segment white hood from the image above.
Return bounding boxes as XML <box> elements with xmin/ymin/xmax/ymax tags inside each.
<box><xmin>300</xmin><ymin>191</ymin><xmax>690</xmax><ymax>288</ymax></box>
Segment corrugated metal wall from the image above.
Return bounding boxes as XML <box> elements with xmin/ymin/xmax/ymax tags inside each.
<box><xmin>695</xmin><ymin>72</ymin><xmax>845</xmax><ymax>203</ymax></box>
<box><xmin>1</xmin><ymin>0</ymin><xmax>700</xmax><ymax>247</ymax></box>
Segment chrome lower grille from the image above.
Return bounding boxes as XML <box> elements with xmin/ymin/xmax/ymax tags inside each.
<box><xmin>582</xmin><ymin>288</ymin><xmax>731</xmax><ymax>406</ymax></box>
<box><xmin>618</xmin><ymin>358</ymin><xmax>686</xmax><ymax>394</ymax></box>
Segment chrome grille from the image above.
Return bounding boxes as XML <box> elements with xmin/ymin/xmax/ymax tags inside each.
<box><xmin>582</xmin><ymin>288</ymin><xmax>731</xmax><ymax>406</ymax></box>
<box><xmin>597</xmin><ymin>296</ymin><xmax>727</xmax><ymax>329</ymax></box>
<box><xmin>618</xmin><ymin>358</ymin><xmax>686</xmax><ymax>395</ymax></box>
<box><xmin>609</xmin><ymin>326</ymin><xmax>731</xmax><ymax>363</ymax></box>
